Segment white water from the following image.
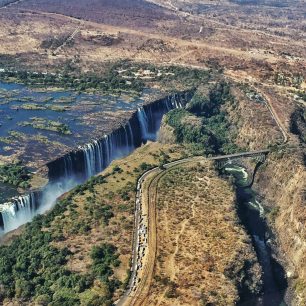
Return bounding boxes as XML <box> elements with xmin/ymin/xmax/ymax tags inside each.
<box><xmin>0</xmin><ymin>194</ymin><xmax>35</xmax><ymax>233</ymax></box>
<box><xmin>225</xmin><ymin>166</ymin><xmax>248</xmax><ymax>181</ymax></box>
<box><xmin>0</xmin><ymin>93</ymin><xmax>190</xmax><ymax>235</ymax></box>
<box><xmin>137</xmin><ymin>107</ymin><xmax>154</xmax><ymax>141</ymax></box>
<box><xmin>248</xmin><ymin>199</ymin><xmax>265</xmax><ymax>218</ymax></box>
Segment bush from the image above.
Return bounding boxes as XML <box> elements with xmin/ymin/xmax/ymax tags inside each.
<box><xmin>164</xmin><ymin>81</ymin><xmax>240</xmax><ymax>155</ymax></box>
<box><xmin>90</xmin><ymin>244</ymin><xmax>121</xmax><ymax>290</ymax></box>
<box><xmin>0</xmin><ymin>161</ymin><xmax>31</xmax><ymax>188</ymax></box>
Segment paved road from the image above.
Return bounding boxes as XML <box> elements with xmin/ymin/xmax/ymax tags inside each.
<box><xmin>115</xmin><ymin>151</ymin><xmax>269</xmax><ymax>305</ymax></box>
<box><xmin>115</xmin><ymin>156</ymin><xmax>203</xmax><ymax>306</ymax></box>
<box><xmin>207</xmin><ymin>149</ymin><xmax>270</xmax><ymax>160</ymax></box>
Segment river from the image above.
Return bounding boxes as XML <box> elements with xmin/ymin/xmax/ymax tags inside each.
<box><xmin>224</xmin><ymin>165</ymin><xmax>288</xmax><ymax>306</ymax></box>
<box><xmin>0</xmin><ymin>90</ymin><xmax>193</xmax><ymax>234</ymax></box>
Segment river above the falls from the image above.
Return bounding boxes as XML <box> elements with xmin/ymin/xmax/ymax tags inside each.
<box><xmin>0</xmin><ymin>90</ymin><xmax>193</xmax><ymax>235</ymax></box>
<box><xmin>224</xmin><ymin>165</ymin><xmax>288</xmax><ymax>306</ymax></box>
<box><xmin>0</xmin><ymin>81</ymin><xmax>155</xmax><ymax>162</ymax></box>
<box><xmin>0</xmin><ymin>80</ymin><xmax>160</xmax><ymax>204</ymax></box>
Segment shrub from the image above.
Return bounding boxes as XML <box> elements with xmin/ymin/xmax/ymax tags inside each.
<box><xmin>0</xmin><ymin>161</ymin><xmax>31</xmax><ymax>188</ymax></box>
<box><xmin>164</xmin><ymin>81</ymin><xmax>241</xmax><ymax>155</ymax></box>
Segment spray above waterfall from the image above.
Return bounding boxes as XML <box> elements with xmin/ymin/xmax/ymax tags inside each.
<box><xmin>0</xmin><ymin>91</ymin><xmax>193</xmax><ymax>235</ymax></box>
<box><xmin>0</xmin><ymin>193</ymin><xmax>36</xmax><ymax>234</ymax></box>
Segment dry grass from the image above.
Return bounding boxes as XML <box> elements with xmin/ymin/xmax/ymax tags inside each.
<box><xmin>47</xmin><ymin>142</ymin><xmax>187</xmax><ymax>300</ymax></box>
<box><xmin>225</xmin><ymin>84</ymin><xmax>284</xmax><ymax>149</ymax></box>
<box><xmin>147</xmin><ymin>160</ymin><xmax>261</xmax><ymax>305</ymax></box>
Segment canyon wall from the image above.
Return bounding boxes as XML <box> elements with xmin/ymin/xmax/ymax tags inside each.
<box><xmin>254</xmin><ymin>149</ymin><xmax>306</xmax><ymax>305</ymax></box>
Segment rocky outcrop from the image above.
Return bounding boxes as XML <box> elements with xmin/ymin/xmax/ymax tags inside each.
<box><xmin>254</xmin><ymin>149</ymin><xmax>306</xmax><ymax>305</ymax></box>
<box><xmin>157</xmin><ymin>117</ymin><xmax>176</xmax><ymax>144</ymax></box>
<box><xmin>225</xmin><ymin>86</ymin><xmax>284</xmax><ymax>150</ymax></box>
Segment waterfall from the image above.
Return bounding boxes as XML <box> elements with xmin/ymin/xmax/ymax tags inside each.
<box><xmin>0</xmin><ymin>91</ymin><xmax>194</xmax><ymax>235</ymax></box>
<box><xmin>63</xmin><ymin>154</ymin><xmax>73</xmax><ymax>179</ymax></box>
<box><xmin>126</xmin><ymin>121</ymin><xmax>134</xmax><ymax>147</ymax></box>
<box><xmin>82</xmin><ymin>128</ymin><xmax>135</xmax><ymax>180</ymax></box>
<box><xmin>137</xmin><ymin>107</ymin><xmax>151</xmax><ymax>140</ymax></box>
<box><xmin>0</xmin><ymin>193</ymin><xmax>36</xmax><ymax>233</ymax></box>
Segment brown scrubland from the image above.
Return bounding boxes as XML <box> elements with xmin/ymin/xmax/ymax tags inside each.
<box><xmin>0</xmin><ymin>0</ymin><xmax>305</xmax><ymax>305</ymax></box>
<box><xmin>147</xmin><ymin>161</ymin><xmax>262</xmax><ymax>305</ymax></box>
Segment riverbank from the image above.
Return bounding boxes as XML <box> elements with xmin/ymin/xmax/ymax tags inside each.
<box><xmin>224</xmin><ymin>164</ymin><xmax>288</xmax><ymax>305</ymax></box>
<box><xmin>253</xmin><ymin>150</ymin><xmax>306</xmax><ymax>305</ymax></box>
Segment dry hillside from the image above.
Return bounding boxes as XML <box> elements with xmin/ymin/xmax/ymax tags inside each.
<box><xmin>147</xmin><ymin>161</ymin><xmax>262</xmax><ymax>305</ymax></box>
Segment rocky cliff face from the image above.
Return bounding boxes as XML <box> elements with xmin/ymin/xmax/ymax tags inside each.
<box><xmin>157</xmin><ymin>117</ymin><xmax>176</xmax><ymax>144</ymax></box>
<box><xmin>230</xmin><ymin>88</ymin><xmax>306</xmax><ymax>304</ymax></box>
<box><xmin>157</xmin><ymin>82</ymin><xmax>306</xmax><ymax>304</ymax></box>
<box><xmin>254</xmin><ymin>149</ymin><xmax>306</xmax><ymax>305</ymax></box>
<box><xmin>224</xmin><ymin>84</ymin><xmax>305</xmax><ymax>304</ymax></box>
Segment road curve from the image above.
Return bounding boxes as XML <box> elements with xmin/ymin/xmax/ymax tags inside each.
<box><xmin>115</xmin><ymin>156</ymin><xmax>202</xmax><ymax>306</ymax></box>
<box><xmin>116</xmin><ymin>150</ymin><xmax>270</xmax><ymax>306</ymax></box>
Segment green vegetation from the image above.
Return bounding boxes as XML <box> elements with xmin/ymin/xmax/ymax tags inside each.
<box><xmin>20</xmin><ymin>117</ymin><xmax>72</xmax><ymax>135</ymax></box>
<box><xmin>238</xmin><ymin>83</ymin><xmax>265</xmax><ymax>103</ymax></box>
<box><xmin>0</xmin><ymin>62</ymin><xmax>145</xmax><ymax>95</ymax></box>
<box><xmin>274</xmin><ymin>72</ymin><xmax>304</xmax><ymax>88</ymax></box>
<box><xmin>50</xmin><ymin>175</ymin><xmax>116</xmax><ymax>238</ymax></box>
<box><xmin>165</xmin><ymin>81</ymin><xmax>240</xmax><ymax>155</ymax></box>
<box><xmin>0</xmin><ymin>161</ymin><xmax>31</xmax><ymax>189</ymax></box>
<box><xmin>268</xmin><ymin>206</ymin><xmax>280</xmax><ymax>223</ymax></box>
<box><xmin>16</xmin><ymin>103</ymin><xmax>45</xmax><ymax>110</ymax></box>
<box><xmin>0</xmin><ymin>60</ymin><xmax>212</xmax><ymax>95</ymax></box>
<box><xmin>53</xmin><ymin>96</ymin><xmax>75</xmax><ymax>104</ymax></box>
<box><xmin>116</xmin><ymin>60</ymin><xmax>211</xmax><ymax>90</ymax></box>
<box><xmin>0</xmin><ymin>143</ymin><xmax>185</xmax><ymax>305</ymax></box>
<box><xmin>0</xmin><ymin>174</ymin><xmax>121</xmax><ymax>305</ymax></box>
<box><xmin>15</xmin><ymin>103</ymin><xmax>69</xmax><ymax>112</ymax></box>
<box><xmin>295</xmin><ymin>90</ymin><xmax>306</xmax><ymax>102</ymax></box>
<box><xmin>91</xmin><ymin>244</ymin><xmax>120</xmax><ymax>282</ymax></box>
<box><xmin>294</xmin><ymin>279</ymin><xmax>306</xmax><ymax>305</ymax></box>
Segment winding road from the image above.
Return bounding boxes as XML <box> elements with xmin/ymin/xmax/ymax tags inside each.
<box><xmin>116</xmin><ymin>157</ymin><xmax>200</xmax><ymax>306</ymax></box>
<box><xmin>116</xmin><ymin>151</ymin><xmax>271</xmax><ymax>306</ymax></box>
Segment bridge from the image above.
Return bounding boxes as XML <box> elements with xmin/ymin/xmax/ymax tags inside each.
<box><xmin>116</xmin><ymin>149</ymin><xmax>271</xmax><ymax>306</ymax></box>
<box><xmin>208</xmin><ymin>149</ymin><xmax>270</xmax><ymax>168</ymax></box>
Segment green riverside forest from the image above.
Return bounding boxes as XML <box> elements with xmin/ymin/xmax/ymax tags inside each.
<box><xmin>165</xmin><ymin>81</ymin><xmax>241</xmax><ymax>155</ymax></box>
<box><xmin>0</xmin><ymin>80</ymin><xmax>241</xmax><ymax>305</ymax></box>
<box><xmin>0</xmin><ymin>175</ymin><xmax>121</xmax><ymax>306</ymax></box>
<box><xmin>0</xmin><ymin>162</ymin><xmax>31</xmax><ymax>189</ymax></box>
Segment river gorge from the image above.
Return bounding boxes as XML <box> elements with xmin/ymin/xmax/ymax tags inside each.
<box><xmin>225</xmin><ymin>165</ymin><xmax>288</xmax><ymax>306</ymax></box>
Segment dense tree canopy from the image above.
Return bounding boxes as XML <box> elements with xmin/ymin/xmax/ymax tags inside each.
<box><xmin>165</xmin><ymin>81</ymin><xmax>240</xmax><ymax>155</ymax></box>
